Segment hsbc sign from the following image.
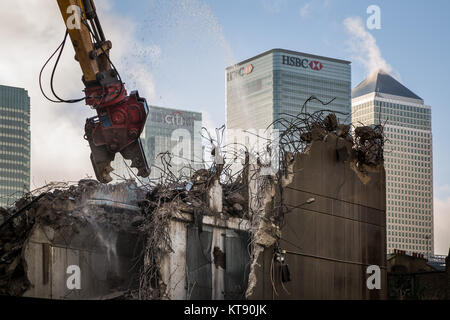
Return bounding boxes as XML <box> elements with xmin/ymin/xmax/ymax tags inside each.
<box><xmin>282</xmin><ymin>55</ymin><xmax>323</xmax><ymax>71</ymax></box>
<box><xmin>309</xmin><ymin>60</ymin><xmax>323</xmax><ymax>71</ymax></box>
<box><xmin>227</xmin><ymin>64</ymin><xmax>254</xmax><ymax>81</ymax></box>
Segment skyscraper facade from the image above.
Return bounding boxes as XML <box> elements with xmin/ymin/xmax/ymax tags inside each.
<box><xmin>112</xmin><ymin>105</ymin><xmax>203</xmax><ymax>182</ymax></box>
<box><xmin>0</xmin><ymin>85</ymin><xmax>31</xmax><ymax>207</ymax></box>
<box><xmin>225</xmin><ymin>48</ymin><xmax>351</xmax><ymax>170</ymax></box>
<box><xmin>352</xmin><ymin>71</ymin><xmax>433</xmax><ymax>256</ymax></box>
<box><xmin>226</xmin><ymin>48</ymin><xmax>351</xmax><ymax>132</ymax></box>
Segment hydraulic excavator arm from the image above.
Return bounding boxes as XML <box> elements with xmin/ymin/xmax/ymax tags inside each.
<box><xmin>53</xmin><ymin>0</ymin><xmax>150</xmax><ymax>183</ymax></box>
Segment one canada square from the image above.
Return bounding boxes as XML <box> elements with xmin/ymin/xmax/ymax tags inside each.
<box><xmin>352</xmin><ymin>70</ymin><xmax>433</xmax><ymax>256</ymax></box>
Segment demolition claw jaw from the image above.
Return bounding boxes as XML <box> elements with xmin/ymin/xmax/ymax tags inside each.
<box><xmin>84</xmin><ymin>87</ymin><xmax>151</xmax><ymax>184</ymax></box>
<box><xmin>88</xmin><ymin>137</ymin><xmax>150</xmax><ymax>184</ymax></box>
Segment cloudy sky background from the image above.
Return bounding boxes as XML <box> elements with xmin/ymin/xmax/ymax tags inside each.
<box><xmin>0</xmin><ymin>0</ymin><xmax>448</xmax><ymax>254</ymax></box>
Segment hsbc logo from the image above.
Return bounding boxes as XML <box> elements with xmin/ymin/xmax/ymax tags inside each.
<box><xmin>227</xmin><ymin>64</ymin><xmax>254</xmax><ymax>81</ymax></box>
<box><xmin>309</xmin><ymin>60</ymin><xmax>323</xmax><ymax>71</ymax></box>
<box><xmin>242</xmin><ymin>64</ymin><xmax>253</xmax><ymax>75</ymax></box>
<box><xmin>282</xmin><ymin>55</ymin><xmax>323</xmax><ymax>71</ymax></box>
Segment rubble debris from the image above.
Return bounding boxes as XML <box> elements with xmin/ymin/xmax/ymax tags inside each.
<box><xmin>300</xmin><ymin>132</ymin><xmax>312</xmax><ymax>143</ymax></box>
<box><xmin>138</xmin><ymin>203</ymin><xmax>174</xmax><ymax>300</ymax></box>
<box><xmin>226</xmin><ymin>192</ymin><xmax>246</xmax><ymax>206</ymax></box>
<box><xmin>137</xmin><ymin>160</ymin><xmax>250</xmax><ymax>299</ymax></box>
<box><xmin>213</xmin><ymin>247</ymin><xmax>226</xmax><ymax>269</ymax></box>
<box><xmin>272</xmin><ymin>102</ymin><xmax>384</xmax><ymax>174</ymax></box>
<box><xmin>0</xmin><ymin>193</ymin><xmax>46</xmax><ymax>296</ymax></box>
<box><xmin>233</xmin><ymin>203</ymin><xmax>243</xmax><ymax>213</ymax></box>
<box><xmin>323</xmin><ymin>113</ymin><xmax>338</xmax><ymax>132</ymax></box>
<box><xmin>131</xmin><ymin>215</ymin><xmax>145</xmax><ymax>227</ymax></box>
<box><xmin>354</xmin><ymin>125</ymin><xmax>384</xmax><ymax>167</ymax></box>
<box><xmin>222</xmin><ymin>176</ymin><xmax>249</xmax><ymax>219</ymax></box>
<box><xmin>0</xmin><ymin>180</ymin><xmax>143</xmax><ymax>297</ymax></box>
<box><xmin>310</xmin><ymin>123</ymin><xmax>327</xmax><ymax>141</ymax></box>
<box><xmin>336</xmin><ymin>124</ymin><xmax>351</xmax><ymax>138</ymax></box>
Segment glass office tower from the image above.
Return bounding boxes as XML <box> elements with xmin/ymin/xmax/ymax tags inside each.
<box><xmin>352</xmin><ymin>70</ymin><xmax>433</xmax><ymax>256</ymax></box>
<box><xmin>226</xmin><ymin>48</ymin><xmax>351</xmax><ymax>168</ymax></box>
<box><xmin>226</xmin><ymin>48</ymin><xmax>351</xmax><ymax>131</ymax></box>
<box><xmin>112</xmin><ymin>105</ymin><xmax>203</xmax><ymax>182</ymax></box>
<box><xmin>0</xmin><ymin>85</ymin><xmax>31</xmax><ymax>207</ymax></box>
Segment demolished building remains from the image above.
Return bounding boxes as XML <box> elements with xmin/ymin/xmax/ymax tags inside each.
<box><xmin>0</xmin><ymin>101</ymin><xmax>387</xmax><ymax>300</ymax></box>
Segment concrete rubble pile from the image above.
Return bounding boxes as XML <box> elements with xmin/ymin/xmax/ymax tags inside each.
<box><xmin>142</xmin><ymin>168</ymin><xmax>248</xmax><ymax>220</ymax></box>
<box><xmin>354</xmin><ymin>125</ymin><xmax>384</xmax><ymax>167</ymax></box>
<box><xmin>0</xmin><ymin>168</ymin><xmax>253</xmax><ymax>299</ymax></box>
<box><xmin>137</xmin><ymin>166</ymin><xmax>251</xmax><ymax>299</ymax></box>
<box><xmin>299</xmin><ymin>113</ymin><xmax>384</xmax><ymax>168</ymax></box>
<box><xmin>0</xmin><ymin>180</ymin><xmax>144</xmax><ymax>299</ymax></box>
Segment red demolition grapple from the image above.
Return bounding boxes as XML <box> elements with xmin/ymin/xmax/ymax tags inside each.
<box><xmin>84</xmin><ymin>82</ymin><xmax>150</xmax><ymax>183</ymax></box>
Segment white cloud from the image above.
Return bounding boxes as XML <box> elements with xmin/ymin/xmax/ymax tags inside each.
<box><xmin>300</xmin><ymin>3</ymin><xmax>311</xmax><ymax>18</ymax></box>
<box><xmin>0</xmin><ymin>0</ymin><xmax>159</xmax><ymax>188</ymax></box>
<box><xmin>434</xmin><ymin>196</ymin><xmax>450</xmax><ymax>255</ymax></box>
<box><xmin>343</xmin><ymin>16</ymin><xmax>399</xmax><ymax>78</ymax></box>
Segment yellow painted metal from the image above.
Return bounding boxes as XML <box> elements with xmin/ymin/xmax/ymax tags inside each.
<box><xmin>56</xmin><ymin>0</ymin><xmax>99</xmax><ymax>83</ymax></box>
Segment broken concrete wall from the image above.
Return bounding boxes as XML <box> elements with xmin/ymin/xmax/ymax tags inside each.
<box><xmin>0</xmin><ymin>180</ymin><xmax>143</xmax><ymax>299</ymax></box>
<box><xmin>22</xmin><ymin>222</ymin><xmax>136</xmax><ymax>299</ymax></box>
<box><xmin>247</xmin><ymin>132</ymin><xmax>387</xmax><ymax>299</ymax></box>
<box><xmin>157</xmin><ymin>212</ymin><xmax>250</xmax><ymax>300</ymax></box>
<box><xmin>138</xmin><ymin>174</ymin><xmax>252</xmax><ymax>300</ymax></box>
<box><xmin>245</xmin><ymin>165</ymin><xmax>279</xmax><ymax>298</ymax></box>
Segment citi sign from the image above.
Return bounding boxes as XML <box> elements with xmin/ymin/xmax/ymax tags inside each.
<box><xmin>227</xmin><ymin>64</ymin><xmax>254</xmax><ymax>81</ymax></box>
<box><xmin>282</xmin><ymin>55</ymin><xmax>323</xmax><ymax>71</ymax></box>
<box><xmin>165</xmin><ymin>111</ymin><xmax>185</xmax><ymax>126</ymax></box>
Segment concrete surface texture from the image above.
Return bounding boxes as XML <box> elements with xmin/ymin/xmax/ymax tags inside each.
<box><xmin>248</xmin><ymin>132</ymin><xmax>387</xmax><ymax>299</ymax></box>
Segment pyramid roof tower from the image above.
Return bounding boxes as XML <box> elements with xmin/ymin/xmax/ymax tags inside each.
<box><xmin>352</xmin><ymin>70</ymin><xmax>422</xmax><ymax>101</ymax></box>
